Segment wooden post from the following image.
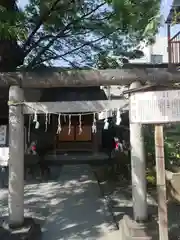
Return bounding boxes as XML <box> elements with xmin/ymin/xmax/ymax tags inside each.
<box><xmin>154</xmin><ymin>125</ymin><xmax>168</xmax><ymax>240</ymax></box>
<box><xmin>167</xmin><ymin>24</ymin><xmax>171</xmax><ymax>68</ymax></box>
<box><xmin>129</xmin><ymin>81</ymin><xmax>147</xmax><ymax>221</ymax></box>
<box><xmin>9</xmin><ymin>86</ymin><xmax>24</xmax><ymax>227</ymax></box>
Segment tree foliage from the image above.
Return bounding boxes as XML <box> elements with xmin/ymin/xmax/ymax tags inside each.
<box><xmin>0</xmin><ymin>0</ymin><xmax>161</xmax><ymax>70</ymax></box>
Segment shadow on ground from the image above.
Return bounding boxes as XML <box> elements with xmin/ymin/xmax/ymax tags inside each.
<box><xmin>109</xmin><ymin>184</ymin><xmax>180</xmax><ymax>239</ymax></box>
<box><xmin>0</xmin><ymin>165</ymin><xmax>114</xmax><ymax>240</ymax></box>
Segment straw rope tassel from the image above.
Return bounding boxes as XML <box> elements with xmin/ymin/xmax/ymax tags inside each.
<box><xmin>57</xmin><ymin>114</ymin><xmax>62</xmax><ymax>134</ymax></box>
<box><xmin>79</xmin><ymin>114</ymin><xmax>82</xmax><ymax>135</ymax></box>
<box><xmin>92</xmin><ymin>113</ymin><xmax>97</xmax><ymax>133</ymax></box>
<box><xmin>68</xmin><ymin>115</ymin><xmax>71</xmax><ymax>135</ymax></box>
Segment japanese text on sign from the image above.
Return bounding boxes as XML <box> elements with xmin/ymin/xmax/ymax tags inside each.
<box><xmin>0</xmin><ymin>125</ymin><xmax>7</xmax><ymax>145</ymax></box>
<box><xmin>130</xmin><ymin>90</ymin><xmax>180</xmax><ymax>124</ymax></box>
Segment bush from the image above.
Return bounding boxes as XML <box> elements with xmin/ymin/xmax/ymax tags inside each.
<box><xmin>144</xmin><ymin>124</ymin><xmax>180</xmax><ymax>169</ymax></box>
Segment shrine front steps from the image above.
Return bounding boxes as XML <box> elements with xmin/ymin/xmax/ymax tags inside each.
<box><xmin>118</xmin><ymin>215</ymin><xmax>158</xmax><ymax>240</ymax></box>
<box><xmin>99</xmin><ymin>215</ymin><xmax>158</xmax><ymax>240</ymax></box>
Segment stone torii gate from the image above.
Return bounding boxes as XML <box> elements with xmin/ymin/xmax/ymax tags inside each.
<box><xmin>4</xmin><ymin>67</ymin><xmax>180</xmax><ymax>229</ymax></box>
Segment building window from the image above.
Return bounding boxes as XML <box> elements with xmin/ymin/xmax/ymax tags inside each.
<box><xmin>151</xmin><ymin>54</ymin><xmax>163</xmax><ymax>64</ymax></box>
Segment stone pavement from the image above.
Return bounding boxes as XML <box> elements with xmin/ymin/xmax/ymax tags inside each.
<box><xmin>0</xmin><ymin>165</ymin><xmax>120</xmax><ymax>240</ymax></box>
<box><xmin>41</xmin><ymin>165</ymin><xmax>117</xmax><ymax>240</ymax></box>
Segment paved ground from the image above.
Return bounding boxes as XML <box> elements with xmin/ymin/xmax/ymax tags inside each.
<box><xmin>1</xmin><ymin>165</ymin><xmax>180</xmax><ymax>239</ymax></box>
<box><xmin>0</xmin><ymin>165</ymin><xmax>120</xmax><ymax>240</ymax></box>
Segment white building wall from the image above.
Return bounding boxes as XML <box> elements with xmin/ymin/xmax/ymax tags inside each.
<box><xmin>130</xmin><ymin>37</ymin><xmax>168</xmax><ymax>63</ymax></box>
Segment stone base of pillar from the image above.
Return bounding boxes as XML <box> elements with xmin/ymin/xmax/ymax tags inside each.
<box><xmin>119</xmin><ymin>215</ymin><xmax>157</xmax><ymax>240</ymax></box>
<box><xmin>0</xmin><ymin>217</ymin><xmax>41</xmax><ymax>240</ymax></box>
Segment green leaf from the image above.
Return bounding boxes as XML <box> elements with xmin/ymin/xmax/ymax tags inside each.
<box><xmin>0</xmin><ymin>0</ymin><xmax>161</xmax><ymax>70</ymax></box>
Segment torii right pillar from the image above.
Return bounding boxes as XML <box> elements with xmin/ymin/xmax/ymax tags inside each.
<box><xmin>129</xmin><ymin>81</ymin><xmax>148</xmax><ymax>222</ymax></box>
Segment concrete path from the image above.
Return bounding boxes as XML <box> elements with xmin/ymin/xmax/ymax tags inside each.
<box><xmin>42</xmin><ymin>165</ymin><xmax>114</xmax><ymax>240</ymax></box>
<box><xmin>0</xmin><ymin>165</ymin><xmax>119</xmax><ymax>240</ymax></box>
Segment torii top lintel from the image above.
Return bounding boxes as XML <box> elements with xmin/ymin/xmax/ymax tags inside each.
<box><xmin>0</xmin><ymin>66</ymin><xmax>180</xmax><ymax>88</ymax></box>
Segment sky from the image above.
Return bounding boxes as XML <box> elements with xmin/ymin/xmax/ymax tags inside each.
<box><xmin>158</xmin><ymin>0</ymin><xmax>180</xmax><ymax>37</ymax></box>
<box><xmin>18</xmin><ymin>0</ymin><xmax>176</xmax><ymax>38</ymax></box>
<box><xmin>159</xmin><ymin>0</ymin><xmax>172</xmax><ymax>36</ymax></box>
<box><xmin>17</xmin><ymin>0</ymin><xmax>176</xmax><ymax>66</ymax></box>
<box><xmin>18</xmin><ymin>0</ymin><xmax>28</xmax><ymax>9</ymax></box>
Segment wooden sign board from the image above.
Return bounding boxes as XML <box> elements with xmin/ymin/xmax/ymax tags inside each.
<box><xmin>130</xmin><ymin>90</ymin><xmax>170</xmax><ymax>240</ymax></box>
<box><xmin>0</xmin><ymin>147</ymin><xmax>9</xmax><ymax>166</ymax></box>
<box><xmin>0</xmin><ymin>125</ymin><xmax>8</xmax><ymax>166</ymax></box>
<box><xmin>130</xmin><ymin>90</ymin><xmax>180</xmax><ymax>124</ymax></box>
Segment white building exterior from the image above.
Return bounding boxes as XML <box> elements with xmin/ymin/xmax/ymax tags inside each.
<box><xmin>130</xmin><ymin>37</ymin><xmax>168</xmax><ymax>64</ymax></box>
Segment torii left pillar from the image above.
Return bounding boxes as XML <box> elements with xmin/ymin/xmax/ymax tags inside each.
<box><xmin>8</xmin><ymin>85</ymin><xmax>24</xmax><ymax>228</ymax></box>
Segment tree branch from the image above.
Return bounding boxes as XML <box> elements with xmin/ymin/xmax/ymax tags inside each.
<box><xmin>32</xmin><ymin>26</ymin><xmax>120</xmax><ymax>67</ymax></box>
<box><xmin>25</xmin><ymin>34</ymin><xmax>55</xmax><ymax>55</ymax></box>
<box><xmin>22</xmin><ymin>0</ymin><xmax>61</xmax><ymax>50</ymax></box>
<box><xmin>26</xmin><ymin>2</ymin><xmax>106</xmax><ymax>69</ymax></box>
<box><xmin>61</xmin><ymin>56</ymin><xmax>81</xmax><ymax>68</ymax></box>
<box><xmin>33</xmin><ymin>36</ymin><xmax>105</xmax><ymax>67</ymax></box>
<box><xmin>25</xmin><ymin>29</ymin><xmax>91</xmax><ymax>59</ymax></box>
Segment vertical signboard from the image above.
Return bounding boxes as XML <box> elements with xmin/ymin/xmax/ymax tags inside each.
<box><xmin>130</xmin><ymin>90</ymin><xmax>171</xmax><ymax>240</ymax></box>
<box><xmin>0</xmin><ymin>125</ymin><xmax>8</xmax><ymax>166</ymax></box>
<box><xmin>130</xmin><ymin>90</ymin><xmax>180</xmax><ymax>124</ymax></box>
<box><xmin>0</xmin><ymin>125</ymin><xmax>7</xmax><ymax>145</ymax></box>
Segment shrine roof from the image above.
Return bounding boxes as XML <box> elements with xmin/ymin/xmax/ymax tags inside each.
<box><xmin>40</xmin><ymin>87</ymin><xmax>108</xmax><ymax>102</ymax></box>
